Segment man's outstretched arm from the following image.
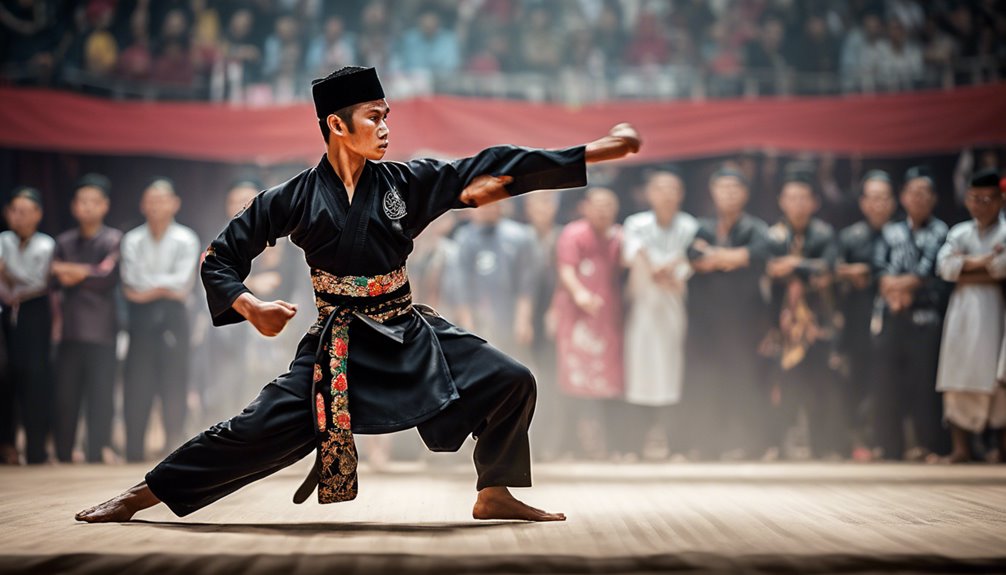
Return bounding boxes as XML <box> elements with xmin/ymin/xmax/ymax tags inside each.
<box><xmin>458</xmin><ymin>123</ymin><xmax>641</xmax><ymax>207</ymax></box>
<box><xmin>583</xmin><ymin>123</ymin><xmax>642</xmax><ymax>163</ymax></box>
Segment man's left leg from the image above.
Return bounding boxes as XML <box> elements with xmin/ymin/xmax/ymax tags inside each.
<box><xmin>418</xmin><ymin>323</ymin><xmax>564</xmax><ymax>521</ymax></box>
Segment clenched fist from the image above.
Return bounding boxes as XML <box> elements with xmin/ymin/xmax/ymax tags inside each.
<box><xmin>234</xmin><ymin>293</ymin><xmax>298</xmax><ymax>337</ymax></box>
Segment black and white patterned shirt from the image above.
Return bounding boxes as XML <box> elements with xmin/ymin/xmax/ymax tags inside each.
<box><xmin>874</xmin><ymin>216</ymin><xmax>949</xmax><ymax>313</ymax></box>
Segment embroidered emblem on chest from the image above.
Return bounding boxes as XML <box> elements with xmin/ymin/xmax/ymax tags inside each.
<box><xmin>382</xmin><ymin>188</ymin><xmax>407</xmax><ymax>220</ymax></box>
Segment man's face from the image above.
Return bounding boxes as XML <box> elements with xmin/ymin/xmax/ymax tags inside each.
<box><xmin>71</xmin><ymin>186</ymin><xmax>110</xmax><ymax>227</ymax></box>
<box><xmin>645</xmin><ymin>173</ymin><xmax>683</xmax><ymax>220</ymax></box>
<box><xmin>900</xmin><ymin>178</ymin><xmax>937</xmax><ymax>223</ymax></box>
<box><xmin>964</xmin><ymin>186</ymin><xmax>1003</xmax><ymax>226</ymax></box>
<box><xmin>473</xmin><ymin>201</ymin><xmax>504</xmax><ymax>225</ymax></box>
<box><xmin>778</xmin><ymin>182</ymin><xmax>818</xmax><ymax>225</ymax></box>
<box><xmin>583</xmin><ymin>190</ymin><xmax>619</xmax><ymax>232</ymax></box>
<box><xmin>762</xmin><ymin>19</ymin><xmax>784</xmax><ymax>49</ymax></box>
<box><xmin>524</xmin><ymin>192</ymin><xmax>558</xmax><ymax>229</ymax></box>
<box><xmin>4</xmin><ymin>197</ymin><xmax>42</xmax><ymax>238</ymax></box>
<box><xmin>140</xmin><ymin>186</ymin><xmax>180</xmax><ymax>225</ymax></box>
<box><xmin>864</xmin><ymin>15</ymin><xmax>882</xmax><ymax>40</ymax></box>
<box><xmin>226</xmin><ymin>185</ymin><xmax>258</xmax><ymax>218</ymax></box>
<box><xmin>710</xmin><ymin>175</ymin><xmax>749</xmax><ymax>214</ymax></box>
<box><xmin>325</xmin><ymin>16</ymin><xmax>344</xmax><ymax>40</ymax></box>
<box><xmin>334</xmin><ymin>99</ymin><xmax>390</xmax><ymax>160</ymax></box>
<box><xmin>859</xmin><ymin>179</ymin><xmax>895</xmax><ymax>225</ymax></box>
<box><xmin>419</xmin><ymin>12</ymin><xmax>440</xmax><ymax>37</ymax></box>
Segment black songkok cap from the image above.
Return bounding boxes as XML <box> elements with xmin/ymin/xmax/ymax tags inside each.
<box><xmin>710</xmin><ymin>166</ymin><xmax>749</xmax><ymax>188</ymax></box>
<box><xmin>783</xmin><ymin>161</ymin><xmax>816</xmax><ymax>190</ymax></box>
<box><xmin>311</xmin><ymin>66</ymin><xmax>385</xmax><ymax>120</ymax></box>
<box><xmin>904</xmin><ymin>165</ymin><xmax>933</xmax><ymax>184</ymax></box>
<box><xmin>970</xmin><ymin>167</ymin><xmax>1001</xmax><ymax>189</ymax></box>
<box><xmin>10</xmin><ymin>186</ymin><xmax>42</xmax><ymax>208</ymax></box>
<box><xmin>75</xmin><ymin>173</ymin><xmax>111</xmax><ymax>198</ymax></box>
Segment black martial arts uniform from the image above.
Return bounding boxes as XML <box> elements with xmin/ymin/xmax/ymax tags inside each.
<box><xmin>686</xmin><ymin>213</ymin><xmax>770</xmax><ymax>457</ymax></box>
<box><xmin>146</xmin><ymin>145</ymin><xmax>586</xmax><ymax>515</ymax></box>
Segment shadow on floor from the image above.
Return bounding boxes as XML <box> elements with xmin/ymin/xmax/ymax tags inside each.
<box><xmin>128</xmin><ymin>519</ymin><xmax>520</xmax><ymax>535</ymax></box>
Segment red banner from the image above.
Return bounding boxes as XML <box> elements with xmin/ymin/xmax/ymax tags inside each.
<box><xmin>1</xmin><ymin>84</ymin><xmax>1004</xmax><ymax>165</ymax></box>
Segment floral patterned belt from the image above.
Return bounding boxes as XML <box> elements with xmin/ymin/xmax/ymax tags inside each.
<box><xmin>296</xmin><ymin>266</ymin><xmax>411</xmax><ymax>505</ymax></box>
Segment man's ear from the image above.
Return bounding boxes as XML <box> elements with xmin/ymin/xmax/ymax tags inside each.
<box><xmin>328</xmin><ymin>114</ymin><xmax>345</xmax><ymax>137</ymax></box>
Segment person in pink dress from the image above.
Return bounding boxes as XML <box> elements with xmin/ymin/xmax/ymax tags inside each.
<box><xmin>552</xmin><ymin>188</ymin><xmax>624</xmax><ymax>458</ymax></box>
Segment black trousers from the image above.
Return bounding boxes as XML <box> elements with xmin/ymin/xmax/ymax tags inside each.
<box><xmin>0</xmin><ymin>296</ymin><xmax>52</xmax><ymax>464</ymax></box>
<box><xmin>841</xmin><ymin>320</ymin><xmax>877</xmax><ymax>444</ymax></box>
<box><xmin>772</xmin><ymin>343</ymin><xmax>848</xmax><ymax>457</ymax></box>
<box><xmin>872</xmin><ymin>312</ymin><xmax>946</xmax><ymax>459</ymax></box>
<box><xmin>145</xmin><ymin>324</ymin><xmax>536</xmax><ymax>517</ymax></box>
<box><xmin>54</xmin><ymin>341</ymin><xmax>117</xmax><ymax>462</ymax></box>
<box><xmin>124</xmin><ymin>300</ymin><xmax>190</xmax><ymax>462</ymax></box>
<box><xmin>688</xmin><ymin>344</ymin><xmax>766</xmax><ymax>457</ymax></box>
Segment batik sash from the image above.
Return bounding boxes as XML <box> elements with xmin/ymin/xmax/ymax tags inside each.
<box><xmin>297</xmin><ymin>265</ymin><xmax>411</xmax><ymax>504</ymax></box>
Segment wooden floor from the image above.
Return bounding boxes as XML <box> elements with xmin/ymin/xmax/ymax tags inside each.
<box><xmin>1</xmin><ymin>459</ymin><xmax>1005</xmax><ymax>574</ymax></box>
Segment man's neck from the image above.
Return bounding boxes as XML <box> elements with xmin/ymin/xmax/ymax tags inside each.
<box><xmin>865</xmin><ymin>217</ymin><xmax>888</xmax><ymax>231</ymax></box>
<box><xmin>786</xmin><ymin>217</ymin><xmax>810</xmax><ymax>234</ymax></box>
<box><xmin>532</xmin><ymin>221</ymin><xmax>554</xmax><ymax>239</ymax></box>
<box><xmin>976</xmin><ymin>216</ymin><xmax>1000</xmax><ymax>232</ymax></box>
<box><xmin>717</xmin><ymin>210</ymin><xmax>742</xmax><ymax>233</ymax></box>
<box><xmin>327</xmin><ymin>146</ymin><xmax>367</xmax><ymax>197</ymax></box>
<box><xmin>654</xmin><ymin>210</ymin><xmax>677</xmax><ymax>228</ymax></box>
<box><xmin>907</xmin><ymin>215</ymin><xmax>930</xmax><ymax>230</ymax></box>
<box><xmin>15</xmin><ymin>230</ymin><xmax>36</xmax><ymax>247</ymax></box>
<box><xmin>148</xmin><ymin>221</ymin><xmax>170</xmax><ymax>240</ymax></box>
<box><xmin>79</xmin><ymin>221</ymin><xmax>102</xmax><ymax>239</ymax></box>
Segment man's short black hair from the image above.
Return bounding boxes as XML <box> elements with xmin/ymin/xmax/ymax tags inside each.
<box><xmin>903</xmin><ymin>165</ymin><xmax>935</xmax><ymax>192</ymax></box>
<box><xmin>144</xmin><ymin>177</ymin><xmax>177</xmax><ymax>197</ymax></box>
<box><xmin>859</xmin><ymin>169</ymin><xmax>893</xmax><ymax>197</ymax></box>
<box><xmin>9</xmin><ymin>186</ymin><xmax>42</xmax><ymax>208</ymax></box>
<box><xmin>319</xmin><ymin>104</ymin><xmax>359</xmax><ymax>143</ymax></box>
<box><xmin>75</xmin><ymin>173</ymin><xmax>111</xmax><ymax>199</ymax></box>
<box><xmin>780</xmin><ymin>162</ymin><xmax>818</xmax><ymax>197</ymax></box>
<box><xmin>228</xmin><ymin>178</ymin><xmax>263</xmax><ymax>193</ymax></box>
<box><xmin>709</xmin><ymin>166</ymin><xmax>750</xmax><ymax>189</ymax></box>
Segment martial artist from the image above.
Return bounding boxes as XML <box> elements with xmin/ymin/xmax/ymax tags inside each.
<box><xmin>76</xmin><ymin>66</ymin><xmax>640</xmax><ymax>523</ymax></box>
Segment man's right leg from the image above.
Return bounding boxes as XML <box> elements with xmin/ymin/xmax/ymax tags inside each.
<box><xmin>54</xmin><ymin>341</ymin><xmax>86</xmax><ymax>463</ymax></box>
<box><xmin>123</xmin><ymin>324</ymin><xmax>157</xmax><ymax>463</ymax></box>
<box><xmin>84</xmin><ymin>342</ymin><xmax>117</xmax><ymax>463</ymax></box>
<box><xmin>872</xmin><ymin>318</ymin><xmax>904</xmax><ymax>460</ymax></box>
<box><xmin>76</xmin><ymin>337</ymin><xmax>318</xmax><ymax>522</ymax></box>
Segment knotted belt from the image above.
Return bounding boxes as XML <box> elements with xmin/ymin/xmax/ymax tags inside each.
<box><xmin>293</xmin><ymin>265</ymin><xmax>411</xmax><ymax>504</ymax></box>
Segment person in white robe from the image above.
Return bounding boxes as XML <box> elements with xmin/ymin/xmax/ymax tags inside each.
<box><xmin>621</xmin><ymin>170</ymin><xmax>698</xmax><ymax>458</ymax></box>
<box><xmin>935</xmin><ymin>168</ymin><xmax>1006</xmax><ymax>463</ymax></box>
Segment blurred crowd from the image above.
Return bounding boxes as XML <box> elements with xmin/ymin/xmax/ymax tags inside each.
<box><xmin>1</xmin><ymin>0</ymin><xmax>1004</xmax><ymax>102</ymax></box>
<box><xmin>3</xmin><ymin>147</ymin><xmax>1006</xmax><ymax>467</ymax></box>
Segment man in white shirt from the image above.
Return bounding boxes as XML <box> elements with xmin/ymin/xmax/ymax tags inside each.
<box><xmin>621</xmin><ymin>170</ymin><xmax>698</xmax><ymax>458</ymax></box>
<box><xmin>0</xmin><ymin>187</ymin><xmax>55</xmax><ymax>464</ymax></box>
<box><xmin>120</xmin><ymin>179</ymin><xmax>200</xmax><ymax>462</ymax></box>
<box><xmin>935</xmin><ymin>169</ymin><xmax>1006</xmax><ymax>463</ymax></box>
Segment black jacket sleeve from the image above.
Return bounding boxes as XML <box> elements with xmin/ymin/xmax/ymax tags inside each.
<box><xmin>200</xmin><ymin>178</ymin><xmax>307</xmax><ymax>326</ymax></box>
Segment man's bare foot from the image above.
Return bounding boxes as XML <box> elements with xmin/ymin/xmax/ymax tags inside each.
<box><xmin>472</xmin><ymin>486</ymin><xmax>565</xmax><ymax>522</ymax></box>
<box><xmin>75</xmin><ymin>482</ymin><xmax>160</xmax><ymax>523</ymax></box>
